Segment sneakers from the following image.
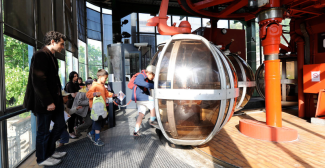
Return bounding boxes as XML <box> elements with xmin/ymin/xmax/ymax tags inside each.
<box><xmin>149</xmin><ymin>120</ymin><xmax>158</xmax><ymax>126</ymax></box>
<box><xmin>38</xmin><ymin>157</ymin><xmax>61</xmax><ymax>166</ymax></box>
<box><xmin>69</xmin><ymin>133</ymin><xmax>77</xmax><ymax>139</ymax></box>
<box><xmin>94</xmin><ymin>138</ymin><xmax>104</xmax><ymax>146</ymax></box>
<box><xmin>51</xmin><ymin>151</ymin><xmax>67</xmax><ymax>158</ymax></box>
<box><xmin>87</xmin><ymin>132</ymin><xmax>95</xmax><ymax>142</ymax></box>
<box><xmin>74</xmin><ymin>126</ymin><xmax>81</xmax><ymax>137</ymax></box>
<box><xmin>133</xmin><ymin>131</ymin><xmax>140</xmax><ymax>136</ymax></box>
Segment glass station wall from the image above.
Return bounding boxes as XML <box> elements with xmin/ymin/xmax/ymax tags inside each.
<box><xmin>0</xmin><ymin>0</ymin><xmax>264</xmax><ymax>167</ymax></box>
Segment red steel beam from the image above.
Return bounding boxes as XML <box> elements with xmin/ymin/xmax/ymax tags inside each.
<box><xmin>219</xmin><ymin>0</ymin><xmax>248</xmax><ymax>18</ymax></box>
<box><xmin>193</xmin><ymin>0</ymin><xmax>234</xmax><ymax>10</ymax></box>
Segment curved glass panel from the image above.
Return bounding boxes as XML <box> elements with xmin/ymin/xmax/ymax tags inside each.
<box><xmin>150</xmin><ymin>44</ymin><xmax>164</xmax><ymax>67</ymax></box>
<box><xmin>158</xmin><ymin>39</ymin><xmax>221</xmax><ymax>89</ymax></box>
<box><xmin>228</xmin><ymin>55</ymin><xmax>243</xmax><ymax>107</ymax></box>
<box><xmin>235</xmin><ymin>56</ymin><xmax>255</xmax><ymax>108</ymax></box>
<box><xmin>158</xmin><ymin>99</ymin><xmax>221</xmax><ymax>140</ymax></box>
<box><xmin>256</xmin><ymin>61</ymin><xmax>298</xmax><ymax>102</ymax></box>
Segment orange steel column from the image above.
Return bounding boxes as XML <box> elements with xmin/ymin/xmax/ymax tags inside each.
<box><xmin>259</xmin><ymin>7</ymin><xmax>283</xmax><ymax>127</ymax></box>
<box><xmin>296</xmin><ymin>37</ymin><xmax>305</xmax><ymax>118</ymax></box>
<box><xmin>260</xmin><ymin>21</ymin><xmax>283</xmax><ymax>127</ymax></box>
<box><xmin>240</xmin><ymin>0</ymin><xmax>298</xmax><ymax>141</ymax></box>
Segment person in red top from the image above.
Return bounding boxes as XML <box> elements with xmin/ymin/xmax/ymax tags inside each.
<box><xmin>86</xmin><ymin>69</ymin><xmax>114</xmax><ymax>146</ymax></box>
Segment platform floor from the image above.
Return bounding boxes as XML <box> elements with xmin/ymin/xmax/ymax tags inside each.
<box><xmin>20</xmin><ymin>109</ymin><xmax>221</xmax><ymax>168</ymax></box>
<box><xmin>197</xmin><ymin>107</ymin><xmax>325</xmax><ymax>168</ymax></box>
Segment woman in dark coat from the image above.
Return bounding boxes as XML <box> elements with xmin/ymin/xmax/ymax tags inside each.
<box><xmin>65</xmin><ymin>71</ymin><xmax>80</xmax><ymax>138</ymax></box>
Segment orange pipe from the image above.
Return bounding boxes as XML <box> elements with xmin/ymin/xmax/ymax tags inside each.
<box><xmin>264</xmin><ymin>59</ymin><xmax>282</xmax><ymax>127</ymax></box>
<box><xmin>296</xmin><ymin>37</ymin><xmax>305</xmax><ymax>118</ymax></box>
<box><xmin>146</xmin><ymin>0</ymin><xmax>191</xmax><ymax>35</ymax></box>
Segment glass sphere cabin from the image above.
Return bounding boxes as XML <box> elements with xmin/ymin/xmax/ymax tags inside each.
<box><xmin>154</xmin><ymin>34</ymin><xmax>239</xmax><ymax>146</ymax></box>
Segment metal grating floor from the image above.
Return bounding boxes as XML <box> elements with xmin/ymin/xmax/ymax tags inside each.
<box><xmin>46</xmin><ymin>110</ymin><xmax>193</xmax><ymax>168</ymax></box>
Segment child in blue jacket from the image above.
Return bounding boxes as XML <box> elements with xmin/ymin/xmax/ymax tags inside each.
<box><xmin>132</xmin><ymin>65</ymin><xmax>158</xmax><ymax>136</ymax></box>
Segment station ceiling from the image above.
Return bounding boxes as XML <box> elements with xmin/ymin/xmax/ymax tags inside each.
<box><xmin>86</xmin><ymin>0</ymin><xmax>192</xmax><ymax>17</ymax></box>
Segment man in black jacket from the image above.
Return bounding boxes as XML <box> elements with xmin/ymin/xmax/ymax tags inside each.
<box><xmin>24</xmin><ymin>31</ymin><xmax>67</xmax><ymax>166</ymax></box>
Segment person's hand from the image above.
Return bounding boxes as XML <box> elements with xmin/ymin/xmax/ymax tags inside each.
<box><xmin>76</xmin><ymin>106</ymin><xmax>82</xmax><ymax>110</ymax></box>
<box><xmin>47</xmin><ymin>103</ymin><xmax>55</xmax><ymax>111</ymax></box>
<box><xmin>96</xmin><ymin>92</ymin><xmax>101</xmax><ymax>96</ymax></box>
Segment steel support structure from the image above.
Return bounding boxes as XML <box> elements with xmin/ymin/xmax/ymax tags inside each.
<box><xmin>246</xmin><ymin>20</ymin><xmax>257</xmax><ymax>73</ymax></box>
<box><xmin>0</xmin><ymin>0</ymin><xmax>9</xmax><ymax>167</ymax></box>
<box><xmin>112</xmin><ymin>0</ymin><xmax>122</xmax><ymax>43</ymax></box>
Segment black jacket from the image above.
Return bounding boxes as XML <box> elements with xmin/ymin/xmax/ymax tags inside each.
<box><xmin>23</xmin><ymin>47</ymin><xmax>63</xmax><ymax>114</ymax></box>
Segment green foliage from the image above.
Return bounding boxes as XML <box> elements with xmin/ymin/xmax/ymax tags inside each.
<box><xmin>87</xmin><ymin>42</ymin><xmax>102</xmax><ymax>79</ymax></box>
<box><xmin>4</xmin><ymin>35</ymin><xmax>30</xmax><ymax>108</ymax></box>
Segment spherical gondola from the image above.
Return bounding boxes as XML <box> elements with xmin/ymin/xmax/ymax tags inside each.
<box><xmin>255</xmin><ymin>59</ymin><xmax>298</xmax><ymax>106</ymax></box>
<box><xmin>227</xmin><ymin>53</ymin><xmax>255</xmax><ymax>111</ymax></box>
<box><xmin>154</xmin><ymin>34</ymin><xmax>239</xmax><ymax>146</ymax></box>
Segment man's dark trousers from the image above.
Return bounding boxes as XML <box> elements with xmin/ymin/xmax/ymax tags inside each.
<box><xmin>36</xmin><ymin>111</ymin><xmax>65</xmax><ymax>163</ymax></box>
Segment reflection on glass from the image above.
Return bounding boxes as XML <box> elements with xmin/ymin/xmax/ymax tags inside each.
<box><xmin>66</xmin><ymin>51</ymin><xmax>73</xmax><ymax>82</ymax></box>
<box><xmin>188</xmin><ymin>17</ymin><xmax>201</xmax><ymax>32</ymax></box>
<box><xmin>4</xmin><ymin>35</ymin><xmax>33</xmax><ymax>108</ymax></box>
<box><xmin>139</xmin><ymin>13</ymin><xmax>155</xmax><ymax>33</ymax></box>
<box><xmin>159</xmin><ymin>99</ymin><xmax>221</xmax><ymax>140</ymax></box>
<box><xmin>158</xmin><ymin>40</ymin><xmax>221</xmax><ymax>89</ymax></box>
<box><xmin>150</xmin><ymin>44</ymin><xmax>165</xmax><ymax>67</ymax></box>
<box><xmin>217</xmin><ymin>20</ymin><xmax>228</xmax><ymax>28</ymax></box>
<box><xmin>7</xmin><ymin>112</ymin><xmax>36</xmax><ymax>168</ymax></box>
<box><xmin>58</xmin><ymin>60</ymin><xmax>66</xmax><ymax>89</ymax></box>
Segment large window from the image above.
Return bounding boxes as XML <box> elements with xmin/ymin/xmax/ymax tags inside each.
<box><xmin>172</xmin><ymin>15</ymin><xmax>186</xmax><ymax>27</ymax></box>
<box><xmin>58</xmin><ymin>59</ymin><xmax>66</xmax><ymax>89</ymax></box>
<box><xmin>78</xmin><ymin>40</ymin><xmax>87</xmax><ymax>81</ymax></box>
<box><xmin>7</xmin><ymin>112</ymin><xmax>36</xmax><ymax>168</ymax></box>
<box><xmin>65</xmin><ymin>51</ymin><xmax>73</xmax><ymax>82</ymax></box>
<box><xmin>139</xmin><ymin>13</ymin><xmax>155</xmax><ymax>33</ymax></box>
<box><xmin>188</xmin><ymin>17</ymin><xmax>202</xmax><ymax>32</ymax></box>
<box><xmin>87</xmin><ymin>38</ymin><xmax>102</xmax><ymax>78</ymax></box>
<box><xmin>4</xmin><ymin>35</ymin><xmax>33</xmax><ymax>108</ymax></box>
<box><xmin>218</xmin><ymin>20</ymin><xmax>229</xmax><ymax>28</ymax></box>
<box><xmin>230</xmin><ymin>20</ymin><xmax>243</xmax><ymax>29</ymax></box>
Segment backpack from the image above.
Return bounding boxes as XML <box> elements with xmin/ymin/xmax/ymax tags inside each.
<box><xmin>91</xmin><ymin>96</ymin><xmax>108</xmax><ymax>121</ymax></box>
<box><xmin>127</xmin><ymin>70</ymin><xmax>146</xmax><ymax>89</ymax></box>
<box><xmin>127</xmin><ymin>70</ymin><xmax>147</xmax><ymax>103</ymax></box>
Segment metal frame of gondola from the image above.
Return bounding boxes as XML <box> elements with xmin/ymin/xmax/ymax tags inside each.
<box><xmin>154</xmin><ymin>34</ymin><xmax>238</xmax><ymax>146</ymax></box>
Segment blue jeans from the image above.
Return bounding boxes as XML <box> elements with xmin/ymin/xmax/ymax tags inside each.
<box><xmin>36</xmin><ymin>111</ymin><xmax>65</xmax><ymax>163</ymax></box>
<box><xmin>59</xmin><ymin>126</ymin><xmax>69</xmax><ymax>144</ymax></box>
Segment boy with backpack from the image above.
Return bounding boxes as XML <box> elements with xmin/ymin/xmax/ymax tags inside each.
<box><xmin>132</xmin><ymin>65</ymin><xmax>158</xmax><ymax>136</ymax></box>
<box><xmin>86</xmin><ymin>69</ymin><xmax>114</xmax><ymax>146</ymax></box>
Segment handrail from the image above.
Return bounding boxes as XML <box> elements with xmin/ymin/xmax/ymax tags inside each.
<box><xmin>0</xmin><ymin>109</ymin><xmax>28</xmax><ymax>121</ymax></box>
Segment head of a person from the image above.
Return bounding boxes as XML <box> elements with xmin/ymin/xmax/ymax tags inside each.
<box><xmin>87</xmin><ymin>77</ymin><xmax>92</xmax><ymax>80</ymax></box>
<box><xmin>97</xmin><ymin>69</ymin><xmax>108</xmax><ymax>84</ymax></box>
<box><xmin>69</xmin><ymin>71</ymin><xmax>78</xmax><ymax>82</ymax></box>
<box><xmin>85</xmin><ymin>79</ymin><xmax>93</xmax><ymax>90</ymax></box>
<box><xmin>145</xmin><ymin>65</ymin><xmax>156</xmax><ymax>81</ymax></box>
<box><xmin>61</xmin><ymin>90</ymin><xmax>70</xmax><ymax>104</ymax></box>
<box><xmin>93</xmin><ymin>78</ymin><xmax>97</xmax><ymax>82</ymax></box>
<box><xmin>44</xmin><ymin>31</ymin><xmax>66</xmax><ymax>53</ymax></box>
<box><xmin>78</xmin><ymin>77</ymin><xmax>83</xmax><ymax>84</ymax></box>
